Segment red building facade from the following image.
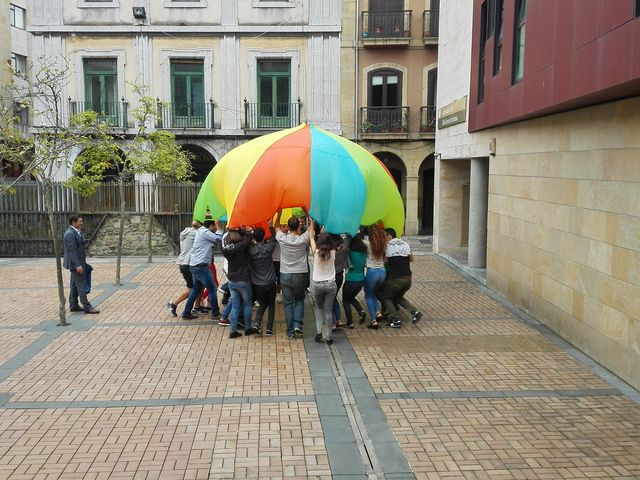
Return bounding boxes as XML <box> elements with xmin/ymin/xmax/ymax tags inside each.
<box><xmin>469</xmin><ymin>0</ymin><xmax>640</xmax><ymax>132</ymax></box>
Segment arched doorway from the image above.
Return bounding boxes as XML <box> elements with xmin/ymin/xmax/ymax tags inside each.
<box><xmin>419</xmin><ymin>154</ymin><xmax>435</xmax><ymax>235</ymax></box>
<box><xmin>373</xmin><ymin>151</ymin><xmax>406</xmax><ymax>203</ymax></box>
<box><xmin>180</xmin><ymin>144</ymin><xmax>216</xmax><ymax>182</ymax></box>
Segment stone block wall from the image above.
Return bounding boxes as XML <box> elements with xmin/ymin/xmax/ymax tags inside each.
<box><xmin>434</xmin><ymin>159</ymin><xmax>470</xmax><ymax>253</ymax></box>
<box><xmin>486</xmin><ymin>97</ymin><xmax>640</xmax><ymax>389</ymax></box>
<box><xmin>87</xmin><ymin>214</ymin><xmax>176</xmax><ymax>257</ymax></box>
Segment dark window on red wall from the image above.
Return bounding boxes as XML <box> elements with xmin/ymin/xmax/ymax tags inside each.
<box><xmin>493</xmin><ymin>0</ymin><xmax>504</xmax><ymax>75</ymax></box>
<box><xmin>512</xmin><ymin>0</ymin><xmax>527</xmax><ymax>83</ymax></box>
<box><xmin>478</xmin><ymin>1</ymin><xmax>488</xmax><ymax>103</ymax></box>
<box><xmin>636</xmin><ymin>0</ymin><xmax>640</xmax><ymax>17</ymax></box>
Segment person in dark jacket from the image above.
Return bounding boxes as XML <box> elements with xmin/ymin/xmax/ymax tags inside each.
<box><xmin>248</xmin><ymin>227</ymin><xmax>277</xmax><ymax>335</ymax></box>
<box><xmin>63</xmin><ymin>214</ymin><xmax>99</xmax><ymax>314</ymax></box>
<box><xmin>222</xmin><ymin>228</ymin><xmax>254</xmax><ymax>338</ymax></box>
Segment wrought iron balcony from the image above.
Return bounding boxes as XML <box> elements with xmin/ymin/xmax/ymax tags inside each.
<box><xmin>156</xmin><ymin>101</ymin><xmax>215</xmax><ymax>130</ymax></box>
<box><xmin>360</xmin><ymin>106</ymin><xmax>409</xmax><ymax>135</ymax></box>
<box><xmin>69</xmin><ymin>99</ymin><xmax>128</xmax><ymax>128</ymax></box>
<box><xmin>244</xmin><ymin>99</ymin><xmax>301</xmax><ymax>130</ymax></box>
<box><xmin>420</xmin><ymin>106</ymin><xmax>436</xmax><ymax>133</ymax></box>
<box><xmin>361</xmin><ymin>10</ymin><xmax>412</xmax><ymax>39</ymax></box>
<box><xmin>423</xmin><ymin>9</ymin><xmax>439</xmax><ymax>41</ymax></box>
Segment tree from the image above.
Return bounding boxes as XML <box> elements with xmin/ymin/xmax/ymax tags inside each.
<box><xmin>0</xmin><ymin>56</ymin><xmax>120</xmax><ymax>326</ymax></box>
<box><xmin>68</xmin><ymin>82</ymin><xmax>193</xmax><ymax>284</ymax></box>
<box><xmin>124</xmin><ymin>85</ymin><xmax>193</xmax><ymax>263</ymax></box>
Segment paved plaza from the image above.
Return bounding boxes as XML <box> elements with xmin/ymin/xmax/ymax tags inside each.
<box><xmin>0</xmin><ymin>255</ymin><xmax>639</xmax><ymax>479</ymax></box>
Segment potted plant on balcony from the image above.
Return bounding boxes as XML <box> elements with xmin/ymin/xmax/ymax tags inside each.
<box><xmin>360</xmin><ymin>119</ymin><xmax>374</xmax><ymax>133</ymax></box>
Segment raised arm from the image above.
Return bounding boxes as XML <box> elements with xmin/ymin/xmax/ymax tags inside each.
<box><xmin>307</xmin><ymin>219</ymin><xmax>316</xmax><ymax>254</ymax></box>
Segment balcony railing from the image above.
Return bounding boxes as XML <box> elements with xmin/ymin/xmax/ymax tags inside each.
<box><xmin>420</xmin><ymin>106</ymin><xmax>436</xmax><ymax>133</ymax></box>
<box><xmin>360</xmin><ymin>106</ymin><xmax>409</xmax><ymax>135</ymax></box>
<box><xmin>423</xmin><ymin>9</ymin><xmax>439</xmax><ymax>39</ymax></box>
<box><xmin>156</xmin><ymin>101</ymin><xmax>215</xmax><ymax>130</ymax></box>
<box><xmin>361</xmin><ymin>10</ymin><xmax>412</xmax><ymax>39</ymax></box>
<box><xmin>69</xmin><ymin>99</ymin><xmax>128</xmax><ymax>128</ymax></box>
<box><xmin>244</xmin><ymin>99</ymin><xmax>301</xmax><ymax>130</ymax></box>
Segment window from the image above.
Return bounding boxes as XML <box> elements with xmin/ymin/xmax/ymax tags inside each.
<box><xmin>512</xmin><ymin>0</ymin><xmax>526</xmax><ymax>83</ymax></box>
<box><xmin>78</xmin><ymin>0</ymin><xmax>120</xmax><ymax>7</ymax></box>
<box><xmin>13</xmin><ymin>102</ymin><xmax>28</xmax><ymax>126</ymax></box>
<box><xmin>493</xmin><ymin>0</ymin><xmax>504</xmax><ymax>74</ymax></box>
<box><xmin>478</xmin><ymin>1</ymin><xmax>488</xmax><ymax>103</ymax></box>
<box><xmin>84</xmin><ymin>59</ymin><xmax>118</xmax><ymax>122</ymax></box>
<box><xmin>10</xmin><ymin>53</ymin><xmax>27</xmax><ymax>74</ymax></box>
<box><xmin>257</xmin><ymin>60</ymin><xmax>291</xmax><ymax>127</ymax></box>
<box><xmin>636</xmin><ymin>0</ymin><xmax>640</xmax><ymax>17</ymax></box>
<box><xmin>164</xmin><ymin>0</ymin><xmax>207</xmax><ymax>7</ymax></box>
<box><xmin>367</xmin><ymin>69</ymin><xmax>403</xmax><ymax>130</ymax></box>
<box><xmin>9</xmin><ymin>4</ymin><xmax>25</xmax><ymax>29</ymax></box>
<box><xmin>170</xmin><ymin>60</ymin><xmax>205</xmax><ymax>127</ymax></box>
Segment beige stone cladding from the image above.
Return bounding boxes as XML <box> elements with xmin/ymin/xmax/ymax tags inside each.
<box><xmin>436</xmin><ymin>159</ymin><xmax>470</xmax><ymax>253</ymax></box>
<box><xmin>486</xmin><ymin>96</ymin><xmax>640</xmax><ymax>390</ymax></box>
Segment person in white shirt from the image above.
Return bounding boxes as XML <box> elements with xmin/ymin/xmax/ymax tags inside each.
<box><xmin>165</xmin><ymin>220</ymin><xmax>201</xmax><ymax>317</ymax></box>
<box><xmin>308</xmin><ymin>221</ymin><xmax>338</xmax><ymax>345</ymax></box>
<box><xmin>275</xmin><ymin>212</ymin><xmax>310</xmax><ymax>339</ymax></box>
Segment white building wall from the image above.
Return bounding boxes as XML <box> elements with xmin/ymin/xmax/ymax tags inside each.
<box><xmin>435</xmin><ymin>0</ymin><xmax>482</xmax><ymax>161</ymax></box>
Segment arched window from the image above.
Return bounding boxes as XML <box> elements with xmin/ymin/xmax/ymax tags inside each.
<box><xmin>368</xmin><ymin>69</ymin><xmax>402</xmax><ymax>108</ymax></box>
<box><xmin>365</xmin><ymin>69</ymin><xmax>405</xmax><ymax>133</ymax></box>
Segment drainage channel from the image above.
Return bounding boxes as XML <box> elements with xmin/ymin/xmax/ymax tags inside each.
<box><xmin>303</xmin><ymin>299</ymin><xmax>415</xmax><ymax>479</ymax></box>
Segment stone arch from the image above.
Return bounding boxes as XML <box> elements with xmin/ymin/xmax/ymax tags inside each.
<box><xmin>179</xmin><ymin>143</ymin><xmax>217</xmax><ymax>182</ymax></box>
<box><xmin>373</xmin><ymin>150</ymin><xmax>407</xmax><ymax>206</ymax></box>
<box><xmin>75</xmin><ymin>147</ymin><xmax>129</xmax><ymax>183</ymax></box>
<box><xmin>418</xmin><ymin>153</ymin><xmax>435</xmax><ymax>235</ymax></box>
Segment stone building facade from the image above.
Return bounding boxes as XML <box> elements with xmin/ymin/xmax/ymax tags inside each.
<box><xmin>341</xmin><ymin>0</ymin><xmax>439</xmax><ymax>235</ymax></box>
<box><xmin>29</xmin><ymin>0</ymin><xmax>342</xmax><ymax>183</ymax></box>
<box><xmin>435</xmin><ymin>0</ymin><xmax>640</xmax><ymax>389</ymax></box>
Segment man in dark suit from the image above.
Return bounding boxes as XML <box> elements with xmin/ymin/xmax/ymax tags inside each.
<box><xmin>63</xmin><ymin>214</ymin><xmax>99</xmax><ymax>314</ymax></box>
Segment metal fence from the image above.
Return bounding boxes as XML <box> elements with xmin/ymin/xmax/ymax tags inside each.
<box><xmin>360</xmin><ymin>106</ymin><xmax>410</xmax><ymax>135</ymax></box>
<box><xmin>423</xmin><ymin>9</ymin><xmax>439</xmax><ymax>39</ymax></box>
<box><xmin>156</xmin><ymin>101</ymin><xmax>216</xmax><ymax>130</ymax></box>
<box><xmin>244</xmin><ymin>101</ymin><xmax>301</xmax><ymax>130</ymax></box>
<box><xmin>0</xmin><ymin>181</ymin><xmax>203</xmax><ymax>257</ymax></box>
<box><xmin>362</xmin><ymin>10</ymin><xmax>412</xmax><ymax>38</ymax></box>
<box><xmin>420</xmin><ymin>106</ymin><xmax>437</xmax><ymax>133</ymax></box>
<box><xmin>69</xmin><ymin>100</ymin><xmax>129</xmax><ymax>128</ymax></box>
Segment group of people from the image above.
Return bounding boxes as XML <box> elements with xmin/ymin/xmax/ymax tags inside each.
<box><xmin>166</xmin><ymin>212</ymin><xmax>422</xmax><ymax>342</ymax></box>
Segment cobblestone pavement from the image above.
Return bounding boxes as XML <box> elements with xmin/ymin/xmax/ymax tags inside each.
<box><xmin>0</xmin><ymin>255</ymin><xmax>639</xmax><ymax>479</ymax></box>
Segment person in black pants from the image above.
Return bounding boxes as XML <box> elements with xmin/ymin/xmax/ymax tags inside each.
<box><xmin>342</xmin><ymin>233</ymin><xmax>367</xmax><ymax>328</ymax></box>
<box><xmin>248</xmin><ymin>227</ymin><xmax>278</xmax><ymax>335</ymax></box>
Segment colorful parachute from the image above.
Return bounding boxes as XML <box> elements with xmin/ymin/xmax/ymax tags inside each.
<box><xmin>193</xmin><ymin>123</ymin><xmax>404</xmax><ymax>235</ymax></box>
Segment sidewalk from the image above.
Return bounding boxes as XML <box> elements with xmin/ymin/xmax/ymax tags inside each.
<box><xmin>0</xmin><ymin>256</ymin><xmax>639</xmax><ymax>479</ymax></box>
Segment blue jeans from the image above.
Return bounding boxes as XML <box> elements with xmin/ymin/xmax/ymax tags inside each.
<box><xmin>280</xmin><ymin>272</ymin><xmax>308</xmax><ymax>337</ymax></box>
<box><xmin>364</xmin><ymin>267</ymin><xmax>386</xmax><ymax>319</ymax></box>
<box><xmin>183</xmin><ymin>265</ymin><xmax>219</xmax><ymax>318</ymax></box>
<box><xmin>229</xmin><ymin>280</ymin><xmax>253</xmax><ymax>333</ymax></box>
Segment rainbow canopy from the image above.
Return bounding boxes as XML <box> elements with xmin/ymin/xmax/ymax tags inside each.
<box><xmin>194</xmin><ymin>123</ymin><xmax>404</xmax><ymax>235</ymax></box>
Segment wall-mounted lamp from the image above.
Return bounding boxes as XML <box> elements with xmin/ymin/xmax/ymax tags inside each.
<box><xmin>132</xmin><ymin>7</ymin><xmax>146</xmax><ymax>19</ymax></box>
<box><xmin>489</xmin><ymin>138</ymin><xmax>496</xmax><ymax>156</ymax></box>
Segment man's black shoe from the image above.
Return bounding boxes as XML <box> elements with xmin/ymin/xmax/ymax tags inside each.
<box><xmin>84</xmin><ymin>308</ymin><xmax>100</xmax><ymax>314</ymax></box>
<box><xmin>70</xmin><ymin>306</ymin><xmax>83</xmax><ymax>312</ymax></box>
<box><xmin>229</xmin><ymin>331</ymin><xmax>243</xmax><ymax>339</ymax></box>
<box><xmin>182</xmin><ymin>314</ymin><xmax>199</xmax><ymax>320</ymax></box>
